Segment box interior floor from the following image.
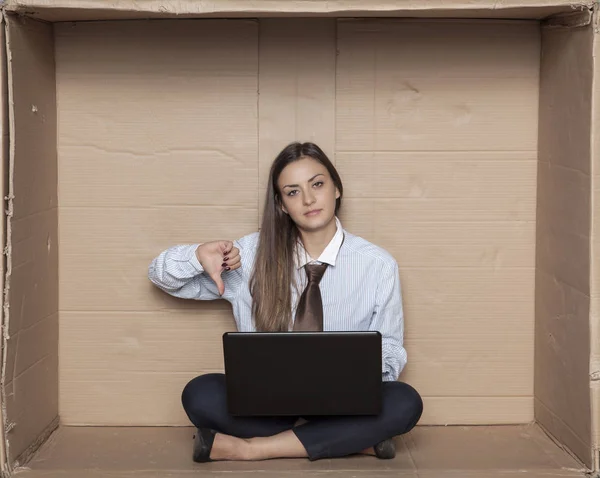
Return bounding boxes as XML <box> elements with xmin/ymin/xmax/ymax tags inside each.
<box><xmin>12</xmin><ymin>425</ymin><xmax>591</xmax><ymax>477</ymax></box>
<box><xmin>0</xmin><ymin>1</ymin><xmax>599</xmax><ymax>477</ymax></box>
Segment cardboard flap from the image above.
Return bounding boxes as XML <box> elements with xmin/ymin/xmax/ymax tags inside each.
<box><xmin>2</xmin><ymin>13</ymin><xmax>59</xmax><ymax>469</ymax></box>
<box><xmin>1</xmin><ymin>0</ymin><xmax>596</xmax><ymax>22</ymax></box>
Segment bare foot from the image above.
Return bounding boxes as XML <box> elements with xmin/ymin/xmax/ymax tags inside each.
<box><xmin>209</xmin><ymin>429</ymin><xmax>308</xmax><ymax>461</ymax></box>
<box><xmin>360</xmin><ymin>447</ymin><xmax>376</xmax><ymax>456</ymax></box>
<box><xmin>209</xmin><ymin>433</ymin><xmax>251</xmax><ymax>460</ymax></box>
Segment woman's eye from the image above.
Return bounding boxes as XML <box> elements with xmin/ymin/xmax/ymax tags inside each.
<box><xmin>313</xmin><ymin>181</ymin><xmax>324</xmax><ymax>188</ymax></box>
<box><xmin>287</xmin><ymin>190</ymin><xmax>298</xmax><ymax>196</ymax></box>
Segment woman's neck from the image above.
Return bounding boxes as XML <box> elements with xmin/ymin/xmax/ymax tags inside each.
<box><xmin>299</xmin><ymin>217</ymin><xmax>338</xmax><ymax>260</ymax></box>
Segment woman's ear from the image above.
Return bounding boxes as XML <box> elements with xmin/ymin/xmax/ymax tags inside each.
<box><xmin>335</xmin><ymin>188</ymin><xmax>341</xmax><ymax>200</ymax></box>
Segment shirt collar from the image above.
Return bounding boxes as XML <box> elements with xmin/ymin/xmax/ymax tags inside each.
<box><xmin>296</xmin><ymin>216</ymin><xmax>344</xmax><ymax>269</ymax></box>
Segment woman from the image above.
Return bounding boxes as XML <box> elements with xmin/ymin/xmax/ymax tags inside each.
<box><xmin>148</xmin><ymin>142</ymin><xmax>423</xmax><ymax>462</ymax></box>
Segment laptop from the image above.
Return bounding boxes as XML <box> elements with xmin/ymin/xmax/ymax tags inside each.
<box><xmin>222</xmin><ymin>331</ymin><xmax>382</xmax><ymax>416</ymax></box>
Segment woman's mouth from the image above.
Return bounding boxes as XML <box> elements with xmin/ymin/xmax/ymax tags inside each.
<box><xmin>304</xmin><ymin>209</ymin><xmax>322</xmax><ymax>217</ymax></box>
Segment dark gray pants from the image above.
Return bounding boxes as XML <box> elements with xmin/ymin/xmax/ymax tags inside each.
<box><xmin>181</xmin><ymin>373</ymin><xmax>423</xmax><ymax>460</ymax></box>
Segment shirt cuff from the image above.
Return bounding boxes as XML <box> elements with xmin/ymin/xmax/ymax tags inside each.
<box><xmin>187</xmin><ymin>244</ymin><xmax>204</xmax><ymax>273</ymax></box>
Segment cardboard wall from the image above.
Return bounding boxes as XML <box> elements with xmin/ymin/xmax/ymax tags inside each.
<box><xmin>535</xmin><ymin>20</ymin><xmax>593</xmax><ymax>468</ymax></box>
<box><xmin>258</xmin><ymin>18</ymin><xmax>336</xmax><ymax>224</ymax></box>
<box><xmin>56</xmin><ymin>18</ymin><xmax>540</xmax><ymax>427</ymax></box>
<box><xmin>335</xmin><ymin>18</ymin><xmax>539</xmax><ymax>424</ymax></box>
<box><xmin>55</xmin><ymin>19</ymin><xmax>259</xmax><ymax>425</ymax></box>
<box><xmin>3</xmin><ymin>16</ymin><xmax>59</xmax><ymax>464</ymax></box>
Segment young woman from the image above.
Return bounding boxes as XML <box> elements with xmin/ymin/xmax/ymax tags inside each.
<box><xmin>148</xmin><ymin>142</ymin><xmax>423</xmax><ymax>462</ymax></box>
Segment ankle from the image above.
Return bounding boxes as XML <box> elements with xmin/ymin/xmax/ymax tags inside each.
<box><xmin>242</xmin><ymin>437</ymin><xmax>261</xmax><ymax>460</ymax></box>
<box><xmin>210</xmin><ymin>433</ymin><xmax>244</xmax><ymax>461</ymax></box>
<box><xmin>360</xmin><ymin>446</ymin><xmax>376</xmax><ymax>456</ymax></box>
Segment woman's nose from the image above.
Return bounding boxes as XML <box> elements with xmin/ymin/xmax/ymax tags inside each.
<box><xmin>303</xmin><ymin>191</ymin><xmax>316</xmax><ymax>205</ymax></box>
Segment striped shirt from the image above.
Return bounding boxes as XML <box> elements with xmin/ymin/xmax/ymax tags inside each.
<box><xmin>148</xmin><ymin>217</ymin><xmax>407</xmax><ymax>381</ymax></box>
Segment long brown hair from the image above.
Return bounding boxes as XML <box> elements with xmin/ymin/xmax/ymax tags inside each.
<box><xmin>249</xmin><ymin>142</ymin><xmax>343</xmax><ymax>331</ymax></box>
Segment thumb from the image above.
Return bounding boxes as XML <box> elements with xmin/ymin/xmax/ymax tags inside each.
<box><xmin>209</xmin><ymin>270</ymin><xmax>225</xmax><ymax>296</ymax></box>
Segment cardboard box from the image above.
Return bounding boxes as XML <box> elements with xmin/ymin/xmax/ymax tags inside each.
<box><xmin>0</xmin><ymin>0</ymin><xmax>598</xmax><ymax>476</ymax></box>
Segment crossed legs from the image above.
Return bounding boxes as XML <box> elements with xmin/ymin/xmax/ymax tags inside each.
<box><xmin>181</xmin><ymin>373</ymin><xmax>423</xmax><ymax>461</ymax></box>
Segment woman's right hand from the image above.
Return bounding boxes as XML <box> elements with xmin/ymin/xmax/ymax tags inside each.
<box><xmin>195</xmin><ymin>241</ymin><xmax>241</xmax><ymax>296</ymax></box>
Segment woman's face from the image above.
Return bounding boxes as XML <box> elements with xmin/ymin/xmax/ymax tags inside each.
<box><xmin>277</xmin><ymin>157</ymin><xmax>340</xmax><ymax>233</ymax></box>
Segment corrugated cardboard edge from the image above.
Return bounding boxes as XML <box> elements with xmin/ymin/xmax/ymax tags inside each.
<box><xmin>2</xmin><ymin>0</ymin><xmax>597</xmax><ymax>13</ymax></box>
<box><xmin>0</xmin><ymin>0</ymin><xmax>597</xmax><ymax>21</ymax></box>
<box><xmin>11</xmin><ymin>417</ymin><xmax>57</xmax><ymax>471</ymax></box>
<box><xmin>543</xmin><ymin>9</ymin><xmax>593</xmax><ymax>28</ymax></box>
<box><xmin>0</xmin><ymin>9</ymin><xmax>13</xmax><ymax>478</ymax></box>
<box><xmin>0</xmin><ymin>11</ymin><xmax>7</xmax><ymax>478</ymax></box>
<box><xmin>592</xmin><ymin>7</ymin><xmax>600</xmax><ymax>476</ymax></box>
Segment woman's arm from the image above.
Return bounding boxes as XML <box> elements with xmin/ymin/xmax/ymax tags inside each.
<box><xmin>370</xmin><ymin>260</ymin><xmax>408</xmax><ymax>382</ymax></box>
<box><xmin>148</xmin><ymin>239</ymin><xmax>245</xmax><ymax>303</ymax></box>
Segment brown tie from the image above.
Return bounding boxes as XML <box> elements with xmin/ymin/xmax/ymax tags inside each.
<box><xmin>293</xmin><ymin>263</ymin><xmax>328</xmax><ymax>331</ymax></box>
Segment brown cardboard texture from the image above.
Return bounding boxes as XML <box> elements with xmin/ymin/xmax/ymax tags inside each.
<box><xmin>2</xmin><ymin>12</ymin><xmax>59</xmax><ymax>470</ymax></box>
<box><xmin>592</xmin><ymin>7</ymin><xmax>600</xmax><ymax>473</ymax></box>
<box><xmin>53</xmin><ymin>17</ymin><xmax>541</xmax><ymax>427</ymax></box>
<box><xmin>2</xmin><ymin>0</ymin><xmax>597</xmax><ymax>21</ymax></box>
<box><xmin>0</xmin><ymin>17</ymin><xmax>8</xmax><ymax>476</ymax></box>
<box><xmin>535</xmin><ymin>17</ymin><xmax>593</xmax><ymax>469</ymax></box>
<box><xmin>14</xmin><ymin>424</ymin><xmax>590</xmax><ymax>477</ymax></box>
<box><xmin>0</xmin><ymin>1</ymin><xmax>598</xmax><ymax>477</ymax></box>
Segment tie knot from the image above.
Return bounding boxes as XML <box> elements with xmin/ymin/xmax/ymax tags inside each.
<box><xmin>305</xmin><ymin>263</ymin><xmax>328</xmax><ymax>284</ymax></box>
